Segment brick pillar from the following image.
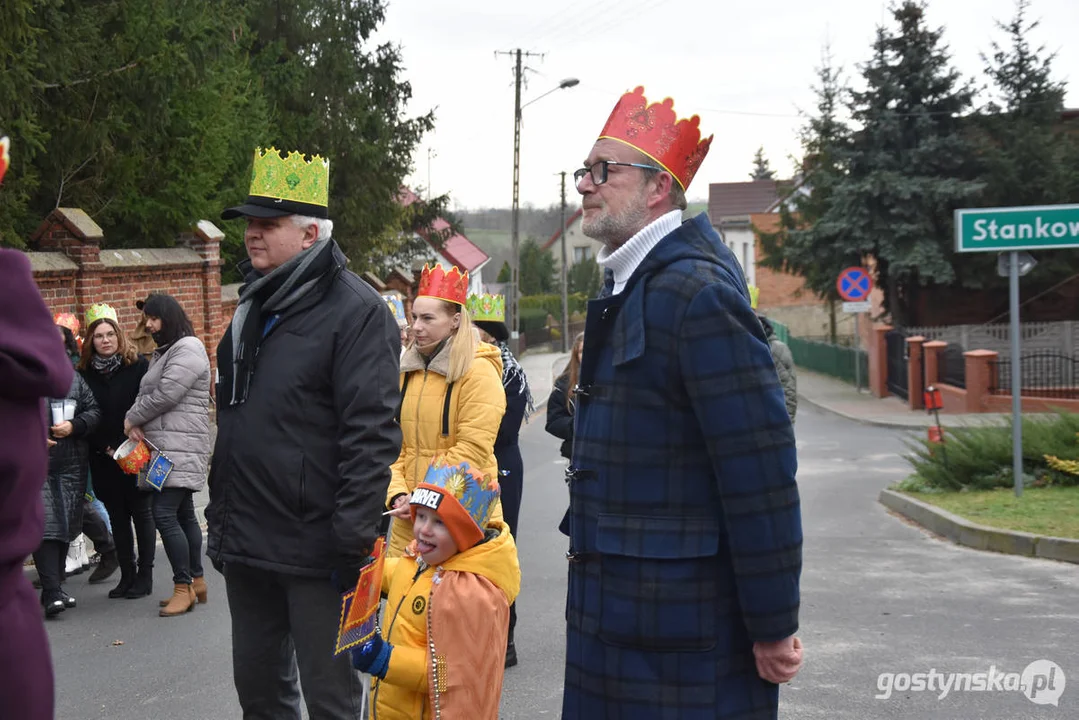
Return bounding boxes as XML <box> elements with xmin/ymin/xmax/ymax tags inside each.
<box><xmin>179</xmin><ymin>221</ymin><xmax>225</xmax><ymax>354</ymax></box>
<box><xmin>869</xmin><ymin>324</ymin><xmax>892</xmax><ymax>398</ymax></box>
<box><xmin>906</xmin><ymin>336</ymin><xmax>926</xmax><ymax>410</ymax></box>
<box><xmin>922</xmin><ymin>340</ymin><xmax>947</xmax><ymax>387</ymax></box>
<box><xmin>31</xmin><ymin>208</ymin><xmax>105</xmax><ymax>325</ymax></box>
<box><xmin>964</xmin><ymin>350</ymin><xmax>999</xmax><ymax>413</ymax></box>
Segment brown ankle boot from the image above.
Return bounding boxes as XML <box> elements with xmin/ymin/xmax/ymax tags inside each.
<box><xmin>161</xmin><ymin>577</ymin><xmax>206</xmax><ymax>606</ymax></box>
<box><xmin>159</xmin><ymin>583</ymin><xmax>195</xmax><ymax>617</ymax></box>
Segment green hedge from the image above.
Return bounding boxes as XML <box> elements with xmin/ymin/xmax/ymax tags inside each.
<box><xmin>901</xmin><ymin>412</ymin><xmax>1079</xmax><ymax>491</ymax></box>
<box><xmin>518</xmin><ymin>307</ymin><xmax>549</xmax><ymax>334</ymax></box>
<box><xmin>520</xmin><ymin>293</ymin><xmax>590</xmax><ymax>318</ymax></box>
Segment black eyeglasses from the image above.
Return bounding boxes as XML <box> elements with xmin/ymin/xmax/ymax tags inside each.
<box><xmin>574</xmin><ymin>161</ymin><xmax>662</xmax><ymax>188</ymax></box>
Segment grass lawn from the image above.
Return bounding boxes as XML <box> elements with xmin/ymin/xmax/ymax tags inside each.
<box><xmin>903</xmin><ymin>486</ymin><xmax>1079</xmax><ymax>540</ymax></box>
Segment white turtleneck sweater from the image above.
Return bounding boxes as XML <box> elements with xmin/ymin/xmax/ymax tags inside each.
<box><xmin>596</xmin><ymin>209</ymin><xmax>682</xmax><ymax>295</ymax></box>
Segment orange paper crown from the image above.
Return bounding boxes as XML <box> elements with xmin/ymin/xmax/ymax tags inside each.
<box><xmin>417</xmin><ymin>263</ymin><xmax>469</xmax><ymax>305</ymax></box>
<box><xmin>598</xmin><ymin>86</ymin><xmax>713</xmax><ymax>192</ymax></box>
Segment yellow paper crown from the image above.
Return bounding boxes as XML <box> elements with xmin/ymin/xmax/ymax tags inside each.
<box><xmin>748</xmin><ymin>285</ymin><xmax>760</xmax><ymax>310</ymax></box>
<box><xmin>85</xmin><ymin>303</ymin><xmax>119</xmax><ymax>328</ymax></box>
<box><xmin>249</xmin><ymin>147</ymin><xmax>329</xmax><ymax>209</ymax></box>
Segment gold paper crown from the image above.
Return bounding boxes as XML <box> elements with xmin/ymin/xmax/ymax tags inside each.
<box><xmin>249</xmin><ymin>147</ymin><xmax>329</xmax><ymax>209</ymax></box>
<box><xmin>85</xmin><ymin>303</ymin><xmax>119</xmax><ymax>328</ymax></box>
<box><xmin>466</xmin><ymin>293</ymin><xmax>505</xmax><ymax>322</ymax></box>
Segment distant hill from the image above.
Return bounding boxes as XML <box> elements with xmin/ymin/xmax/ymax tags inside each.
<box><xmin>463</xmin><ymin>199</ymin><xmax>710</xmax><ymax>271</ymax></box>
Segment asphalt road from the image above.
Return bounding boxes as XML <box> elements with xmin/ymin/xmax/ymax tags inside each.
<box><xmin>45</xmin><ymin>405</ymin><xmax>1079</xmax><ymax>719</ymax></box>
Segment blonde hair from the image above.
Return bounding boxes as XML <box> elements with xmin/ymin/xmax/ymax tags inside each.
<box><xmin>559</xmin><ymin>332</ymin><xmax>585</xmax><ymax>412</ymax></box>
<box><xmin>444</xmin><ymin>301</ymin><xmax>478</xmax><ymax>383</ymax></box>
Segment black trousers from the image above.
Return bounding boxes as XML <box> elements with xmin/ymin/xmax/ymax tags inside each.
<box><xmin>153</xmin><ymin>488</ymin><xmax>203</xmax><ymax>584</ymax></box>
<box><xmin>225</xmin><ymin>563</ymin><xmax>364</xmax><ymax>719</ymax></box>
<box><xmin>32</xmin><ymin>541</ymin><xmax>67</xmax><ymax>594</ymax></box>
<box><xmin>91</xmin><ymin>456</ymin><xmax>155</xmax><ymax>572</ymax></box>
<box><xmin>495</xmin><ymin>444</ymin><xmax>523</xmax><ymax>637</ymax></box>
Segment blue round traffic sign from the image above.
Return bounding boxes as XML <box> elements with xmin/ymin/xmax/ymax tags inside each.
<box><xmin>836</xmin><ymin>267</ymin><xmax>872</xmax><ymax>301</ymax></box>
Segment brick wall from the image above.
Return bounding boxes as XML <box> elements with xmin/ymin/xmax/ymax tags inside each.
<box><xmin>25</xmin><ymin>208</ymin><xmax>228</xmax><ymax>369</ymax></box>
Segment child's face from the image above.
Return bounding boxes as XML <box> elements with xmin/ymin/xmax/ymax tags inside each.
<box><xmin>413</xmin><ymin>507</ymin><xmax>459</xmax><ymax>566</ymax></box>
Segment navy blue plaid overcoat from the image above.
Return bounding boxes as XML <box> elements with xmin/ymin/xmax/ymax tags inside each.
<box><xmin>561</xmin><ymin>214</ymin><xmax>802</xmax><ymax>720</ymax></box>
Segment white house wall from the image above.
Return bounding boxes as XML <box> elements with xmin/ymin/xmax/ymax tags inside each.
<box><xmin>719</xmin><ymin>225</ymin><xmax>755</xmax><ymax>286</ymax></box>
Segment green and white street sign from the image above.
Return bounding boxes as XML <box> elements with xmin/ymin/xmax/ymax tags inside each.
<box><xmin>955</xmin><ymin>204</ymin><xmax>1079</xmax><ymax>253</ymax></box>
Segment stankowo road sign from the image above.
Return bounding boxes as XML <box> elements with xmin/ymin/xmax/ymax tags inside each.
<box><xmin>955</xmin><ymin>204</ymin><xmax>1079</xmax><ymax>253</ymax></box>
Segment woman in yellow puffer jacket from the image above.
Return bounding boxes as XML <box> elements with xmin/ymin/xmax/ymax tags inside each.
<box><xmin>385</xmin><ymin>265</ymin><xmax>506</xmax><ymax>558</ymax></box>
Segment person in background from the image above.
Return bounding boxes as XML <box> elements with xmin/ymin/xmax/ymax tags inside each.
<box><xmin>0</xmin><ymin>128</ymin><xmax>76</xmax><ymax>716</ymax></box>
<box><xmin>545</xmin><ymin>332</ymin><xmax>584</xmax><ymax>462</ymax></box>
<box><xmin>749</xmin><ymin>286</ymin><xmax>797</xmax><ymax>423</ymax></box>
<box><xmin>468</xmin><ymin>291</ymin><xmax>532</xmax><ymax>668</ymax></box>
<box><xmin>130</xmin><ymin>305</ymin><xmax>157</xmax><ymax>359</ymax></box>
<box><xmin>383</xmin><ymin>292</ymin><xmax>410</xmax><ymax>357</ymax></box>
<box><xmin>79</xmin><ymin>303</ymin><xmax>154</xmax><ymax>599</ymax></box>
<box><xmin>386</xmin><ymin>264</ymin><xmax>506</xmax><ymax>560</ymax></box>
<box><xmin>34</xmin><ymin>325</ymin><xmax>102</xmax><ymax>617</ymax></box>
<box><xmin>125</xmin><ymin>293</ymin><xmax>212</xmax><ymax>616</ymax></box>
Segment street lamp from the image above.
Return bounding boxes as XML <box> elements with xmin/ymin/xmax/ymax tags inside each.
<box><xmin>509</xmin><ymin>76</ymin><xmax>579</xmax><ymax>354</ymax></box>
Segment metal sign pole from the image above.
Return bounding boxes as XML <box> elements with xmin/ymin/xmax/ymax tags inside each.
<box><xmin>1010</xmin><ymin>251</ymin><xmax>1023</xmax><ymax>497</ymax></box>
<box><xmin>854</xmin><ymin>314</ymin><xmax>862</xmax><ymax>392</ymax></box>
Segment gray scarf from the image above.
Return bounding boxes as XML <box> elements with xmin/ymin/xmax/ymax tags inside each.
<box><xmin>220</xmin><ymin>236</ymin><xmax>335</xmax><ymax>406</ymax></box>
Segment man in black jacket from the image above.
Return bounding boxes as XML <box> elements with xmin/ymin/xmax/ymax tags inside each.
<box><xmin>207</xmin><ymin>148</ymin><xmax>402</xmax><ymax>719</ymax></box>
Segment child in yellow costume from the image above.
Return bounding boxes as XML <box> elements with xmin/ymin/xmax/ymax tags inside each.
<box><xmin>352</xmin><ymin>458</ymin><xmax>520</xmax><ymax>720</ymax></box>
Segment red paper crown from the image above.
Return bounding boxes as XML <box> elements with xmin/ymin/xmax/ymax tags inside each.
<box><xmin>417</xmin><ymin>263</ymin><xmax>469</xmax><ymax>305</ymax></box>
<box><xmin>598</xmin><ymin>86</ymin><xmax>713</xmax><ymax>192</ymax></box>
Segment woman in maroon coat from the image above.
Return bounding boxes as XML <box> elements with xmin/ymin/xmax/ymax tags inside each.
<box><xmin>0</xmin><ymin>248</ymin><xmax>75</xmax><ymax>720</ymax></box>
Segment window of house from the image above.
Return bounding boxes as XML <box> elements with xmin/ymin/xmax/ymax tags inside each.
<box><xmin>573</xmin><ymin>246</ymin><xmax>592</xmax><ymax>263</ymax></box>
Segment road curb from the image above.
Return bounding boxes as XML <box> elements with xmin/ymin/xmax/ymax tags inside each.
<box><xmin>797</xmin><ymin>392</ymin><xmax>926</xmax><ymax>431</ymax></box>
<box><xmin>879</xmin><ymin>488</ymin><xmax>1079</xmax><ymax>564</ymax></box>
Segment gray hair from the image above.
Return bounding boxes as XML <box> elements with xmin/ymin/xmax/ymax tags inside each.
<box><xmin>290</xmin><ymin>214</ymin><xmax>334</xmax><ymax>240</ymax></box>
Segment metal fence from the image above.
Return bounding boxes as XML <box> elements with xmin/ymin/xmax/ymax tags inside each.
<box><xmin>788</xmin><ymin>334</ymin><xmax>870</xmax><ymax>386</ymax></box>
<box><xmin>939</xmin><ymin>344</ymin><xmax>967</xmax><ymax>389</ymax></box>
<box><xmin>990</xmin><ymin>352</ymin><xmax>1079</xmax><ymax>399</ymax></box>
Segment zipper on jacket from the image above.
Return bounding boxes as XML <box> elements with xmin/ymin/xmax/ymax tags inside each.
<box><xmin>412</xmin><ymin>370</ymin><xmax>429</xmax><ymax>489</ymax></box>
<box><xmin>298</xmin><ymin>456</ymin><xmax>306</xmax><ymax>516</ymax></box>
<box><xmin>371</xmin><ymin>565</ymin><xmax>427</xmax><ymax>719</ymax></box>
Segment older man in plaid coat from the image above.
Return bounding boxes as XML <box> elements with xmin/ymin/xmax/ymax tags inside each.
<box><xmin>561</xmin><ymin>87</ymin><xmax>803</xmax><ymax>720</ymax></box>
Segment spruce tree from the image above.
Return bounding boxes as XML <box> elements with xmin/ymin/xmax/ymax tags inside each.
<box><xmin>749</xmin><ymin>146</ymin><xmax>775</xmax><ymax>180</ymax></box>
<box><xmin>756</xmin><ymin>46</ymin><xmax>852</xmax><ymax>341</ymax></box>
<box><xmin>809</xmin><ymin>1</ymin><xmax>982</xmax><ymax>325</ymax></box>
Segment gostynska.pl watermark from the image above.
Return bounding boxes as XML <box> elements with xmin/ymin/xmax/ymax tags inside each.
<box><xmin>876</xmin><ymin>660</ymin><xmax>1065</xmax><ymax>706</ymax></box>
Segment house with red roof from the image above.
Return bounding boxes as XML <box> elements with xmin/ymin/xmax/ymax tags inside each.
<box><xmin>399</xmin><ymin>188</ymin><xmax>490</xmax><ymax>297</ymax></box>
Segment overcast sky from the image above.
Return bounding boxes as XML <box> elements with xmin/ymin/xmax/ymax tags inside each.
<box><xmin>373</xmin><ymin>0</ymin><xmax>1078</xmax><ymax>210</ymax></box>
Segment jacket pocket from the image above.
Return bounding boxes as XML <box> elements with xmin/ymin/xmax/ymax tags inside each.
<box><xmin>595</xmin><ymin>514</ymin><xmax>721</xmax><ymax>652</ymax></box>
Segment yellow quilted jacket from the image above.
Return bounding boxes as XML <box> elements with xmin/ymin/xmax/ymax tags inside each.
<box><xmin>386</xmin><ymin>338</ymin><xmax>506</xmax><ymax>558</ymax></box>
<box><xmin>370</xmin><ymin>521</ymin><xmax>521</xmax><ymax>720</ymax></box>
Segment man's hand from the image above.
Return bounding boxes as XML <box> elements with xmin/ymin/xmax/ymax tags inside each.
<box><xmin>387</xmin><ymin>493</ymin><xmax>411</xmax><ymax>519</ymax></box>
<box><xmin>50</xmin><ymin>421</ymin><xmax>73</xmax><ymax>439</ymax></box>
<box><xmin>753</xmin><ymin>635</ymin><xmax>803</xmax><ymax>684</ymax></box>
<box><xmin>47</xmin><ymin>438</ymin><xmax>57</xmax><ymax>448</ymax></box>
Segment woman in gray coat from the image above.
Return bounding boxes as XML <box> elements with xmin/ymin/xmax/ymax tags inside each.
<box><xmin>125</xmin><ymin>294</ymin><xmax>211</xmax><ymax>617</ymax></box>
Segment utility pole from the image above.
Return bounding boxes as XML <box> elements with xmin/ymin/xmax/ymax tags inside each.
<box><xmin>559</xmin><ymin>171</ymin><xmax>569</xmax><ymax>353</ymax></box>
<box><xmin>495</xmin><ymin>48</ymin><xmax>543</xmax><ymax>354</ymax></box>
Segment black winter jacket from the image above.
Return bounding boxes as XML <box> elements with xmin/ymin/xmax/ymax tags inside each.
<box><xmin>206</xmin><ymin>243</ymin><xmax>403</xmax><ymax>578</ymax></box>
<box><xmin>81</xmin><ymin>357</ymin><xmax>149</xmax><ymax>457</ymax></box>
<box><xmin>43</xmin><ymin>373</ymin><xmax>101</xmax><ymax>542</ymax></box>
<box><xmin>545</xmin><ymin>374</ymin><xmax>575</xmax><ymax>460</ymax></box>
